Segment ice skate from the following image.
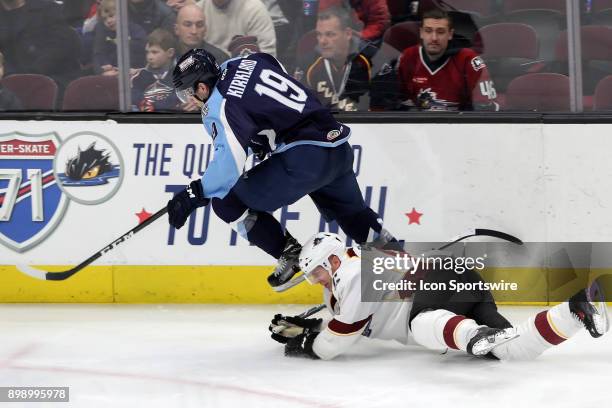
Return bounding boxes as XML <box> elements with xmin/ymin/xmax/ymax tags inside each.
<box><xmin>569</xmin><ymin>286</ymin><xmax>610</xmax><ymax>338</ymax></box>
<box><xmin>467</xmin><ymin>327</ymin><xmax>519</xmax><ymax>356</ymax></box>
<box><xmin>267</xmin><ymin>232</ymin><xmax>305</xmax><ymax>292</ymax></box>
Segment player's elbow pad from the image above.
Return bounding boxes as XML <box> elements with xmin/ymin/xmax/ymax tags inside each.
<box><xmin>312</xmin><ymin>329</ymin><xmax>362</xmax><ymax>360</ymax></box>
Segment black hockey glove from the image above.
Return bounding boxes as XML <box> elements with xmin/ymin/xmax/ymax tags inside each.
<box><xmin>269</xmin><ymin>314</ymin><xmax>323</xmax><ymax>344</ymax></box>
<box><xmin>167</xmin><ymin>179</ymin><xmax>209</xmax><ymax>229</ymax></box>
<box><xmin>284</xmin><ymin>329</ymin><xmax>320</xmax><ymax>359</ymax></box>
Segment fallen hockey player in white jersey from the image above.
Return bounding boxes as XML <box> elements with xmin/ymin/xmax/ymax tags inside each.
<box><xmin>269</xmin><ymin>233</ymin><xmax>610</xmax><ymax>360</ymax></box>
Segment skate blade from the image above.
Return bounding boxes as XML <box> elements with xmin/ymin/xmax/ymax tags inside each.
<box><xmin>472</xmin><ymin>331</ymin><xmax>520</xmax><ymax>356</ymax></box>
<box><xmin>593</xmin><ymin>300</ymin><xmax>610</xmax><ymax>336</ymax></box>
<box><xmin>271</xmin><ymin>274</ymin><xmax>306</xmax><ymax>292</ymax></box>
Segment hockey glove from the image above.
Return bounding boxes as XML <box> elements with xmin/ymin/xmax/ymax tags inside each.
<box><xmin>269</xmin><ymin>314</ymin><xmax>323</xmax><ymax>344</ymax></box>
<box><xmin>284</xmin><ymin>329</ymin><xmax>320</xmax><ymax>359</ymax></box>
<box><xmin>167</xmin><ymin>179</ymin><xmax>209</xmax><ymax>229</ymax></box>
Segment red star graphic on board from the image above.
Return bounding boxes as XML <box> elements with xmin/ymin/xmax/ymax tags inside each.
<box><xmin>136</xmin><ymin>208</ymin><xmax>153</xmax><ymax>224</ymax></box>
<box><xmin>405</xmin><ymin>208</ymin><xmax>423</xmax><ymax>225</ymax></box>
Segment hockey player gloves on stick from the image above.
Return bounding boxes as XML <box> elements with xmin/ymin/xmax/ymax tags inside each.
<box><xmin>167</xmin><ymin>179</ymin><xmax>209</xmax><ymax>229</ymax></box>
<box><xmin>284</xmin><ymin>329</ymin><xmax>320</xmax><ymax>359</ymax></box>
<box><xmin>269</xmin><ymin>314</ymin><xmax>323</xmax><ymax>344</ymax></box>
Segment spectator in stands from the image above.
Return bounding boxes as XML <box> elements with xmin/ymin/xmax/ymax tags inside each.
<box><xmin>131</xmin><ymin>28</ymin><xmax>181</xmax><ymax>111</ymax></box>
<box><xmin>197</xmin><ymin>0</ymin><xmax>277</xmax><ymax>56</ymax></box>
<box><xmin>228</xmin><ymin>34</ymin><xmax>260</xmax><ymax>58</ymax></box>
<box><xmin>0</xmin><ymin>0</ymin><xmax>81</xmax><ymax>89</ymax></box>
<box><xmin>175</xmin><ymin>3</ymin><xmax>229</xmax><ymax>63</ymax></box>
<box><xmin>93</xmin><ymin>0</ymin><xmax>148</xmax><ymax>75</ymax></box>
<box><xmin>294</xmin><ymin>7</ymin><xmax>372</xmax><ymax>111</ymax></box>
<box><xmin>318</xmin><ymin>0</ymin><xmax>390</xmax><ymax>48</ymax></box>
<box><xmin>0</xmin><ymin>50</ymin><xmax>22</xmax><ymax>111</ymax></box>
<box><xmin>260</xmin><ymin>0</ymin><xmax>290</xmax><ymax>60</ymax></box>
<box><xmin>374</xmin><ymin>8</ymin><xmax>498</xmax><ymax>111</ymax></box>
<box><xmin>129</xmin><ymin>0</ymin><xmax>176</xmax><ymax>34</ymax></box>
<box><xmin>166</xmin><ymin>0</ymin><xmax>190</xmax><ymax>12</ymax></box>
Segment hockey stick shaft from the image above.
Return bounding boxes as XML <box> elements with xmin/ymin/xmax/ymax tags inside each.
<box><xmin>298</xmin><ymin>304</ymin><xmax>326</xmax><ymax>318</ymax></box>
<box><xmin>17</xmin><ymin>207</ymin><xmax>168</xmax><ymax>281</ymax></box>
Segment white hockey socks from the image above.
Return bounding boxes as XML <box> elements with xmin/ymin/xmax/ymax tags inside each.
<box><xmin>411</xmin><ymin>309</ymin><xmax>481</xmax><ymax>352</ymax></box>
<box><xmin>491</xmin><ymin>303</ymin><xmax>582</xmax><ymax>361</ymax></box>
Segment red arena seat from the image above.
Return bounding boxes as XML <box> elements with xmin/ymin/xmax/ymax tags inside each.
<box><xmin>1</xmin><ymin>74</ymin><xmax>58</xmax><ymax>110</ymax></box>
<box><xmin>62</xmin><ymin>75</ymin><xmax>119</xmax><ymax>111</ymax></box>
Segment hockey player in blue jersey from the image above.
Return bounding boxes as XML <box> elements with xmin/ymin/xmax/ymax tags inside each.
<box><xmin>168</xmin><ymin>48</ymin><xmax>395</xmax><ymax>291</ymax></box>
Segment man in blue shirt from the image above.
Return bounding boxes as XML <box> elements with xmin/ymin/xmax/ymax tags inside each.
<box><xmin>168</xmin><ymin>49</ymin><xmax>395</xmax><ymax>291</ymax></box>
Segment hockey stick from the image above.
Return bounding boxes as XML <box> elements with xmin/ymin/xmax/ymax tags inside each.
<box><xmin>436</xmin><ymin>228</ymin><xmax>523</xmax><ymax>250</ymax></box>
<box><xmin>271</xmin><ymin>304</ymin><xmax>326</xmax><ymax>334</ymax></box>
<box><xmin>16</xmin><ymin>207</ymin><xmax>168</xmax><ymax>281</ymax></box>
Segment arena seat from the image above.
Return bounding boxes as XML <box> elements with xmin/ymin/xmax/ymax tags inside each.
<box><xmin>554</xmin><ymin>25</ymin><xmax>612</xmax><ymax>95</ymax></box>
<box><xmin>593</xmin><ymin>75</ymin><xmax>612</xmax><ymax>110</ymax></box>
<box><xmin>502</xmin><ymin>0</ymin><xmax>566</xmax><ymax>13</ymax></box>
<box><xmin>382</xmin><ymin>21</ymin><xmax>421</xmax><ymax>53</ymax></box>
<box><xmin>505</xmin><ymin>73</ymin><xmax>570</xmax><ymax>111</ymax></box>
<box><xmin>62</xmin><ymin>75</ymin><xmax>119</xmax><ymax>111</ymax></box>
<box><xmin>477</xmin><ymin>23</ymin><xmax>539</xmax><ymax>93</ymax></box>
<box><xmin>1</xmin><ymin>74</ymin><xmax>58</xmax><ymax>111</ymax></box>
<box><xmin>443</xmin><ymin>0</ymin><xmax>495</xmax><ymax>18</ymax></box>
<box><xmin>503</xmin><ymin>0</ymin><xmax>565</xmax><ymax>62</ymax></box>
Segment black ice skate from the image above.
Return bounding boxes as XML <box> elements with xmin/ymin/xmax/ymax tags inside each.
<box><xmin>569</xmin><ymin>286</ymin><xmax>610</xmax><ymax>338</ymax></box>
<box><xmin>467</xmin><ymin>327</ymin><xmax>519</xmax><ymax>356</ymax></box>
<box><xmin>267</xmin><ymin>232</ymin><xmax>305</xmax><ymax>292</ymax></box>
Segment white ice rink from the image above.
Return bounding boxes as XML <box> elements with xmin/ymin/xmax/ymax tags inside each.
<box><xmin>0</xmin><ymin>304</ymin><xmax>610</xmax><ymax>408</ymax></box>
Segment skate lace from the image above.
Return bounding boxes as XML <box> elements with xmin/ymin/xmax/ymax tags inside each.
<box><xmin>274</xmin><ymin>258</ymin><xmax>287</xmax><ymax>277</ymax></box>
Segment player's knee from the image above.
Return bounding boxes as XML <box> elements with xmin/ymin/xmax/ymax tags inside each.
<box><xmin>411</xmin><ymin>309</ymin><xmax>456</xmax><ymax>350</ymax></box>
<box><xmin>212</xmin><ymin>199</ymin><xmax>242</xmax><ymax>223</ymax></box>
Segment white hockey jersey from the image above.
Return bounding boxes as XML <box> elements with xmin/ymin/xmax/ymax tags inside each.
<box><xmin>312</xmin><ymin>248</ymin><xmax>414</xmax><ymax>360</ymax></box>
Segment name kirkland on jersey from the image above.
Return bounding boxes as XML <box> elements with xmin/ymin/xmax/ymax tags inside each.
<box><xmin>226</xmin><ymin>59</ymin><xmax>258</xmax><ymax>98</ymax></box>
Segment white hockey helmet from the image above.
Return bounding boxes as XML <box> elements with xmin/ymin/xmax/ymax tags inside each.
<box><xmin>299</xmin><ymin>232</ymin><xmax>345</xmax><ymax>284</ymax></box>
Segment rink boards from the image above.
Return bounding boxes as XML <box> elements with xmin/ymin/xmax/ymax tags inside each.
<box><xmin>1</xmin><ymin>121</ymin><xmax>612</xmax><ymax>303</ymax></box>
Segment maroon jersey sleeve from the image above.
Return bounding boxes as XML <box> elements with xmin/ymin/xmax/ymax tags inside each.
<box><xmin>460</xmin><ymin>49</ymin><xmax>500</xmax><ymax>111</ymax></box>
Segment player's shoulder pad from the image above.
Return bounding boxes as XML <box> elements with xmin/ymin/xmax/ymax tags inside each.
<box><xmin>401</xmin><ymin>44</ymin><xmax>420</xmax><ymax>59</ymax></box>
<box><xmin>331</xmin><ymin>255</ymin><xmax>362</xmax><ymax>298</ymax></box>
<box><xmin>456</xmin><ymin>48</ymin><xmax>487</xmax><ymax>71</ymax></box>
<box><xmin>246</xmin><ymin>52</ymin><xmax>288</xmax><ymax>73</ymax></box>
<box><xmin>219</xmin><ymin>56</ymin><xmax>244</xmax><ymax>70</ymax></box>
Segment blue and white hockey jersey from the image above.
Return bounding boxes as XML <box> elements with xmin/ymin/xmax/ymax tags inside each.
<box><xmin>200</xmin><ymin>53</ymin><xmax>352</xmax><ymax>199</ymax></box>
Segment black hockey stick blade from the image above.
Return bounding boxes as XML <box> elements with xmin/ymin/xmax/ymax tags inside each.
<box><xmin>437</xmin><ymin>228</ymin><xmax>523</xmax><ymax>250</ymax></box>
<box><xmin>16</xmin><ymin>207</ymin><xmax>168</xmax><ymax>281</ymax></box>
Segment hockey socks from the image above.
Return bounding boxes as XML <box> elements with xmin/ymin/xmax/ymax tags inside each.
<box><xmin>234</xmin><ymin>210</ymin><xmax>286</xmax><ymax>259</ymax></box>
<box><xmin>411</xmin><ymin>309</ymin><xmax>481</xmax><ymax>351</ymax></box>
<box><xmin>411</xmin><ymin>309</ymin><xmax>518</xmax><ymax>356</ymax></box>
<box><xmin>533</xmin><ymin>303</ymin><xmax>582</xmax><ymax>346</ymax></box>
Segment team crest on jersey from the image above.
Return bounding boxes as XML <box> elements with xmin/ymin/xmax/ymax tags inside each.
<box><xmin>0</xmin><ymin>132</ymin><xmax>68</xmax><ymax>252</ymax></box>
<box><xmin>471</xmin><ymin>56</ymin><xmax>486</xmax><ymax>71</ymax></box>
<box><xmin>53</xmin><ymin>132</ymin><xmax>123</xmax><ymax>205</ymax></box>
<box><xmin>327</xmin><ymin>129</ymin><xmax>341</xmax><ymax>141</ymax></box>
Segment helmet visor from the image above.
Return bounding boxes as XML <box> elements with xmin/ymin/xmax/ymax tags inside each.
<box><xmin>304</xmin><ymin>266</ymin><xmax>329</xmax><ymax>285</ymax></box>
<box><xmin>176</xmin><ymin>87</ymin><xmax>195</xmax><ymax>104</ymax></box>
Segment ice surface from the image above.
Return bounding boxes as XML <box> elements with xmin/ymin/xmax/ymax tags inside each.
<box><xmin>0</xmin><ymin>304</ymin><xmax>610</xmax><ymax>408</ymax></box>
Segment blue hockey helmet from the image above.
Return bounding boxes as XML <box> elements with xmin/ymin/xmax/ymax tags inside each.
<box><xmin>173</xmin><ymin>48</ymin><xmax>221</xmax><ymax>103</ymax></box>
